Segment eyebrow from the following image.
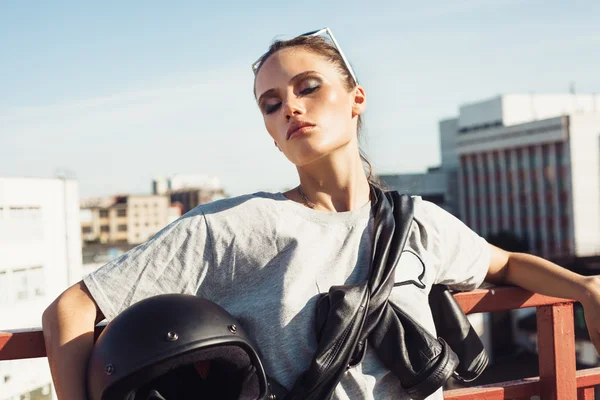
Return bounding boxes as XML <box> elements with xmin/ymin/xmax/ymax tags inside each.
<box><xmin>257</xmin><ymin>70</ymin><xmax>320</xmax><ymax>107</ymax></box>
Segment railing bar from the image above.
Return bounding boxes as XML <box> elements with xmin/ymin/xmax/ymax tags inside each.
<box><xmin>454</xmin><ymin>286</ymin><xmax>573</xmax><ymax>315</ymax></box>
<box><xmin>2</xmin><ymin>287</ymin><xmax>599</xmax><ymax>400</ymax></box>
<box><xmin>444</xmin><ymin>378</ymin><xmax>540</xmax><ymax>399</ymax></box>
<box><xmin>578</xmin><ymin>368</ymin><xmax>600</xmax><ymax>388</ymax></box>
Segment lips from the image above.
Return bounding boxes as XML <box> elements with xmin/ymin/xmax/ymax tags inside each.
<box><xmin>287</xmin><ymin>120</ymin><xmax>316</xmax><ymax>140</ymax></box>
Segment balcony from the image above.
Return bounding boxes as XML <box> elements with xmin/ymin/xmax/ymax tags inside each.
<box><xmin>2</xmin><ymin>286</ymin><xmax>600</xmax><ymax>399</ymax></box>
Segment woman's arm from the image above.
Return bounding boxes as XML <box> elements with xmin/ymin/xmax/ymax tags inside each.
<box><xmin>485</xmin><ymin>244</ymin><xmax>600</xmax><ymax>352</ymax></box>
<box><xmin>42</xmin><ymin>281</ymin><xmax>105</xmax><ymax>400</ymax></box>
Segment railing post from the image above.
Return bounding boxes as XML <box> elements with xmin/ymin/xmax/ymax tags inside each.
<box><xmin>578</xmin><ymin>387</ymin><xmax>595</xmax><ymax>400</ymax></box>
<box><xmin>537</xmin><ymin>302</ymin><xmax>577</xmax><ymax>400</ymax></box>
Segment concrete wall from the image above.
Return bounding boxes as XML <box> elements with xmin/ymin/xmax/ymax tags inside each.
<box><xmin>127</xmin><ymin>195</ymin><xmax>170</xmax><ymax>244</ymax></box>
<box><xmin>568</xmin><ymin>115</ymin><xmax>600</xmax><ymax>256</ymax></box>
<box><xmin>503</xmin><ymin>94</ymin><xmax>600</xmax><ymax>127</ymax></box>
<box><xmin>455</xmin><ymin>117</ymin><xmax>566</xmax><ymax>154</ymax></box>
<box><xmin>380</xmin><ymin>170</ymin><xmax>448</xmax><ymax>196</ymax></box>
<box><xmin>458</xmin><ymin>96</ymin><xmax>503</xmax><ymax>128</ymax></box>
<box><xmin>0</xmin><ymin>176</ymin><xmax>82</xmax><ymax>400</ymax></box>
<box><xmin>457</xmin><ymin>94</ymin><xmax>600</xmax><ymax>130</ymax></box>
<box><xmin>439</xmin><ymin>118</ymin><xmax>459</xmax><ymax>170</ymax></box>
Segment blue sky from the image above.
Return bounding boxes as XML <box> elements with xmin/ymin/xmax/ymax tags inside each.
<box><xmin>1</xmin><ymin>0</ymin><xmax>599</xmax><ymax>198</ymax></box>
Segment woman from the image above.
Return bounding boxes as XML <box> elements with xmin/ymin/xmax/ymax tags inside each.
<box><xmin>43</xmin><ymin>28</ymin><xmax>600</xmax><ymax>400</ymax></box>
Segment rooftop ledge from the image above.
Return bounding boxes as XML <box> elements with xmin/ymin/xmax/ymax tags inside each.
<box><xmin>1</xmin><ymin>286</ymin><xmax>598</xmax><ymax>400</ymax></box>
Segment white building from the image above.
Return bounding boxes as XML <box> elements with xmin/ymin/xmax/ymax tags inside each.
<box><xmin>152</xmin><ymin>174</ymin><xmax>222</xmax><ymax>195</ymax></box>
<box><xmin>0</xmin><ymin>177</ymin><xmax>82</xmax><ymax>400</ymax></box>
<box><xmin>452</xmin><ymin>94</ymin><xmax>600</xmax><ymax>258</ymax></box>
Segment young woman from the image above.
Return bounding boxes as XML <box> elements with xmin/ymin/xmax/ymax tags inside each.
<box><xmin>43</xmin><ymin>28</ymin><xmax>600</xmax><ymax>400</ymax></box>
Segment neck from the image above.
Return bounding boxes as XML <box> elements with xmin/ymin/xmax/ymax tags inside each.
<box><xmin>293</xmin><ymin>141</ymin><xmax>372</xmax><ymax>212</ymax></box>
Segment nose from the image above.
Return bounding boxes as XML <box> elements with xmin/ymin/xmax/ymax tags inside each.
<box><xmin>283</xmin><ymin>98</ymin><xmax>305</xmax><ymax>121</ymax></box>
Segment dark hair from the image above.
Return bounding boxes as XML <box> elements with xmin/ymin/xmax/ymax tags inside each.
<box><xmin>253</xmin><ymin>35</ymin><xmax>385</xmax><ymax>189</ymax></box>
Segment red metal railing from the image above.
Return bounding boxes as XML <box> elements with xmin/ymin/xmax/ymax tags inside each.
<box><xmin>2</xmin><ymin>286</ymin><xmax>600</xmax><ymax>399</ymax></box>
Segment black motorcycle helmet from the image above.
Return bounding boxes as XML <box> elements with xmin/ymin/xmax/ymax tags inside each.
<box><xmin>87</xmin><ymin>294</ymin><xmax>273</xmax><ymax>400</ymax></box>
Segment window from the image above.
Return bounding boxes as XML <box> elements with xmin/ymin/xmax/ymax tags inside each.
<box><xmin>117</xmin><ymin>209</ymin><xmax>127</xmax><ymax>217</ymax></box>
<box><xmin>117</xmin><ymin>225</ymin><xmax>127</xmax><ymax>232</ymax></box>
<box><xmin>29</xmin><ymin>266</ymin><xmax>45</xmax><ymax>297</ymax></box>
<box><xmin>0</xmin><ymin>271</ymin><xmax>8</xmax><ymax>304</ymax></box>
<box><xmin>100</xmin><ymin>225</ymin><xmax>109</xmax><ymax>232</ymax></box>
<box><xmin>82</xmin><ymin>226</ymin><xmax>92</xmax><ymax>234</ymax></box>
<box><xmin>14</xmin><ymin>269</ymin><xmax>28</xmax><ymax>300</ymax></box>
<box><xmin>99</xmin><ymin>210</ymin><xmax>109</xmax><ymax>218</ymax></box>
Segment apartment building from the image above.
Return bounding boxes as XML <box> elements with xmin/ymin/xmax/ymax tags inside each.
<box><xmin>451</xmin><ymin>94</ymin><xmax>600</xmax><ymax>258</ymax></box>
<box><xmin>81</xmin><ymin>194</ymin><xmax>181</xmax><ymax>245</ymax></box>
<box><xmin>0</xmin><ymin>176</ymin><xmax>82</xmax><ymax>400</ymax></box>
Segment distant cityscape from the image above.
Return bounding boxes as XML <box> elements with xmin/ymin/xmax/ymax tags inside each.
<box><xmin>1</xmin><ymin>93</ymin><xmax>599</xmax><ymax>399</ymax></box>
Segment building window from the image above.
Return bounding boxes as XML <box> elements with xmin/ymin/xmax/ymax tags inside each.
<box><xmin>0</xmin><ymin>271</ymin><xmax>8</xmax><ymax>304</ymax></box>
<box><xmin>117</xmin><ymin>209</ymin><xmax>127</xmax><ymax>217</ymax></box>
<box><xmin>117</xmin><ymin>225</ymin><xmax>127</xmax><ymax>232</ymax></box>
<box><xmin>14</xmin><ymin>269</ymin><xmax>28</xmax><ymax>300</ymax></box>
<box><xmin>100</xmin><ymin>225</ymin><xmax>109</xmax><ymax>232</ymax></box>
<box><xmin>82</xmin><ymin>226</ymin><xmax>92</xmax><ymax>234</ymax></box>
<box><xmin>30</xmin><ymin>266</ymin><xmax>45</xmax><ymax>297</ymax></box>
<box><xmin>99</xmin><ymin>210</ymin><xmax>109</xmax><ymax>218</ymax></box>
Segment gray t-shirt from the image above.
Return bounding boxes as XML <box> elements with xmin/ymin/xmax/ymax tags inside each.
<box><xmin>84</xmin><ymin>192</ymin><xmax>490</xmax><ymax>400</ymax></box>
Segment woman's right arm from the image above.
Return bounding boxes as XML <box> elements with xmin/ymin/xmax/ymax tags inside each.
<box><xmin>42</xmin><ymin>281</ymin><xmax>105</xmax><ymax>400</ymax></box>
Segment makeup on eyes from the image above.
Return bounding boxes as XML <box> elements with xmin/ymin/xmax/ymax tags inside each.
<box><xmin>262</xmin><ymin>75</ymin><xmax>323</xmax><ymax>115</ymax></box>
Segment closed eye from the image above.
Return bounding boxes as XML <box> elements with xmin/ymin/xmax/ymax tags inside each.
<box><xmin>300</xmin><ymin>86</ymin><xmax>319</xmax><ymax>95</ymax></box>
<box><xmin>265</xmin><ymin>102</ymin><xmax>281</xmax><ymax>115</ymax></box>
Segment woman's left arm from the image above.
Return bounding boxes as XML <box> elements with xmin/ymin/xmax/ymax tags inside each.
<box><xmin>486</xmin><ymin>244</ymin><xmax>600</xmax><ymax>353</ymax></box>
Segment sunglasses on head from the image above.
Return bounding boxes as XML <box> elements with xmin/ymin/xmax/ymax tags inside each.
<box><xmin>251</xmin><ymin>27</ymin><xmax>359</xmax><ymax>85</ymax></box>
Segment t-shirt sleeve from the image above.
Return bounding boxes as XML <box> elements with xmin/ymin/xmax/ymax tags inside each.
<box><xmin>83</xmin><ymin>208</ymin><xmax>215</xmax><ymax>321</ymax></box>
<box><xmin>414</xmin><ymin>198</ymin><xmax>491</xmax><ymax>291</ymax></box>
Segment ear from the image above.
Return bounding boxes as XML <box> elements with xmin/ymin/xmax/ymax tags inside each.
<box><xmin>351</xmin><ymin>86</ymin><xmax>367</xmax><ymax>118</ymax></box>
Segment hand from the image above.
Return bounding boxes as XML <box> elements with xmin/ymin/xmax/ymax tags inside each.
<box><xmin>580</xmin><ymin>277</ymin><xmax>600</xmax><ymax>355</ymax></box>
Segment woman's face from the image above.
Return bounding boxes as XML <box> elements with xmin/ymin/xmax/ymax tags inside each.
<box><xmin>254</xmin><ymin>48</ymin><xmax>366</xmax><ymax>167</ymax></box>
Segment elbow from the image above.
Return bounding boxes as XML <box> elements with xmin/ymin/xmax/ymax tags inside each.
<box><xmin>485</xmin><ymin>244</ymin><xmax>512</xmax><ymax>285</ymax></box>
